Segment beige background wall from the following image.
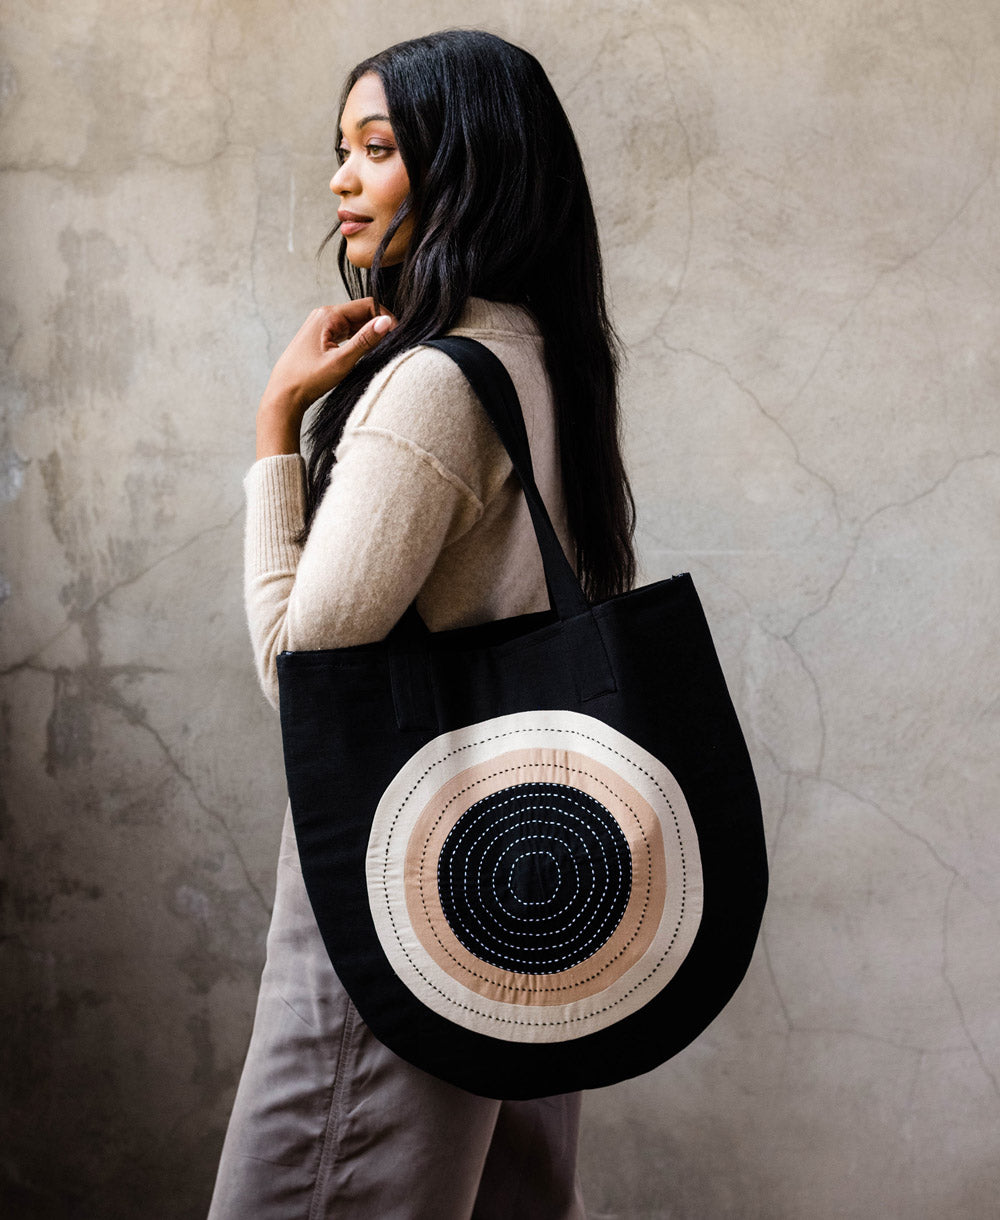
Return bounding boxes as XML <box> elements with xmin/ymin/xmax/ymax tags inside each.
<box><xmin>2</xmin><ymin>1</ymin><xmax>998</xmax><ymax>1217</ymax></box>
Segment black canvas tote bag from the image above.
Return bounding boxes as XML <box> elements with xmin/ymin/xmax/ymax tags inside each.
<box><xmin>277</xmin><ymin>335</ymin><xmax>768</xmax><ymax>1101</ymax></box>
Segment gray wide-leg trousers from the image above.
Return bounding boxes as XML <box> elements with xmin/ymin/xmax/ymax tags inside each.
<box><xmin>208</xmin><ymin>809</ymin><xmax>586</xmax><ymax>1219</ymax></box>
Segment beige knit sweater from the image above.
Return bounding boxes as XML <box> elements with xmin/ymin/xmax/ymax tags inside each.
<box><xmin>244</xmin><ymin>298</ymin><xmax>572</xmax><ymax>708</ymax></box>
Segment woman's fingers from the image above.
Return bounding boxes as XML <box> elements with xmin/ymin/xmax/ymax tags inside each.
<box><xmin>321</xmin><ymin>300</ymin><xmax>395</xmax><ymax>347</ymax></box>
<box><xmin>259</xmin><ymin>303</ymin><xmax>397</xmax><ymax>421</ymax></box>
<box><xmin>332</xmin><ymin>295</ymin><xmax>379</xmax><ymax>329</ymax></box>
<box><xmin>328</xmin><ymin>309</ymin><xmax>395</xmax><ymax>366</ymax></box>
<box><xmin>317</xmin><ymin>297</ymin><xmax>377</xmax><ymax>344</ymax></box>
<box><xmin>345</xmin><ymin>312</ymin><xmax>394</xmax><ymax>354</ymax></box>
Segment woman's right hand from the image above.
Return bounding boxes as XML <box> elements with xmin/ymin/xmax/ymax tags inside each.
<box><xmin>256</xmin><ymin>298</ymin><xmax>396</xmax><ymax>458</ymax></box>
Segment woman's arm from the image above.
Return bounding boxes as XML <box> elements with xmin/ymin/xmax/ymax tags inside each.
<box><xmin>244</xmin><ymin>345</ymin><xmax>508</xmax><ymax>707</ymax></box>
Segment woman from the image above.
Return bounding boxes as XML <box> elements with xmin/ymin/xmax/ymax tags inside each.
<box><xmin>210</xmin><ymin>29</ymin><xmax>635</xmax><ymax>1219</ymax></box>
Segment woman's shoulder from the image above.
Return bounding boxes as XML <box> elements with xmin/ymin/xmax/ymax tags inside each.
<box><xmin>341</xmin><ymin>299</ymin><xmax>543</xmax><ymax>481</ymax></box>
<box><xmin>344</xmin><ymin>342</ymin><xmax>486</xmax><ymax>446</ymax></box>
<box><xmin>335</xmin><ymin>354</ymin><xmax>500</xmax><ymax>503</ymax></box>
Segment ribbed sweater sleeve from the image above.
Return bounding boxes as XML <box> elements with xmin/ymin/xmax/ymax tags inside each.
<box><xmin>244</xmin><ymin>453</ymin><xmax>307</xmax><ymax>573</ymax></box>
<box><xmin>243</xmin><ymin>453</ymin><xmax>308</xmax><ymax>706</ymax></box>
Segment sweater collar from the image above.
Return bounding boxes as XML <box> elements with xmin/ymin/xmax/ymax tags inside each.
<box><xmin>449</xmin><ymin>297</ymin><xmax>541</xmax><ymax>339</ymax></box>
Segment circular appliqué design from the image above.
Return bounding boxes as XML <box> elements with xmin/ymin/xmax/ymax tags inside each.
<box><xmin>366</xmin><ymin>710</ymin><xmax>704</xmax><ymax>1044</ymax></box>
<box><xmin>437</xmin><ymin>783</ymin><xmax>632</xmax><ymax>974</ymax></box>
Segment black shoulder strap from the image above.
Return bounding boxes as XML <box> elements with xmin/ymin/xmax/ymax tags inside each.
<box><xmin>423</xmin><ymin>336</ymin><xmax>589</xmax><ymax>621</ymax></box>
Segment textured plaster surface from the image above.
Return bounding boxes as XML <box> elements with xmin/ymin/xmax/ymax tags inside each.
<box><xmin>1</xmin><ymin>1</ymin><xmax>998</xmax><ymax>1217</ymax></box>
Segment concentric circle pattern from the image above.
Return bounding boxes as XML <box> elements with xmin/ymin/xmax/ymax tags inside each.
<box><xmin>366</xmin><ymin>710</ymin><xmax>704</xmax><ymax>1044</ymax></box>
<box><xmin>437</xmin><ymin>782</ymin><xmax>632</xmax><ymax>974</ymax></box>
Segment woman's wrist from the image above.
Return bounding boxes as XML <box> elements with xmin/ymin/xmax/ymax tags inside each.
<box><xmin>256</xmin><ymin>392</ymin><xmax>307</xmax><ymax>459</ymax></box>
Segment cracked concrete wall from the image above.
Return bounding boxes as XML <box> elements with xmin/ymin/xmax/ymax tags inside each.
<box><xmin>1</xmin><ymin>1</ymin><xmax>998</xmax><ymax>1217</ymax></box>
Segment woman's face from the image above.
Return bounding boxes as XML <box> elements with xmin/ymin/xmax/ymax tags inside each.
<box><xmin>330</xmin><ymin>73</ymin><xmax>413</xmax><ymax>269</ymax></box>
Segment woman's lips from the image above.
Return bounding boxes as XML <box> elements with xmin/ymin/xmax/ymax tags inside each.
<box><xmin>338</xmin><ymin>211</ymin><xmax>372</xmax><ymax>236</ymax></box>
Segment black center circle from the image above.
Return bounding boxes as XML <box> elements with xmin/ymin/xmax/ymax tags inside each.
<box><xmin>437</xmin><ymin>782</ymin><xmax>632</xmax><ymax>974</ymax></box>
<box><xmin>509</xmin><ymin>851</ymin><xmax>561</xmax><ymax>905</ymax></box>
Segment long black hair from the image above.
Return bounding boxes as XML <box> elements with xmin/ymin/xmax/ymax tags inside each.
<box><xmin>305</xmin><ymin>29</ymin><xmax>635</xmax><ymax>601</ymax></box>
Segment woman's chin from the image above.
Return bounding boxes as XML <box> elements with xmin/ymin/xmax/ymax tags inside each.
<box><xmin>341</xmin><ymin>236</ymin><xmax>410</xmax><ymax>272</ymax></box>
<box><xmin>342</xmin><ymin>242</ymin><xmax>375</xmax><ymax>270</ymax></box>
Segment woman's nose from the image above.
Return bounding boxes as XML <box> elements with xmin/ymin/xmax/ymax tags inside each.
<box><xmin>329</xmin><ymin>160</ymin><xmax>355</xmax><ymax>196</ymax></box>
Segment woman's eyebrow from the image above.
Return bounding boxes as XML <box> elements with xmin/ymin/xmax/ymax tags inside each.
<box><xmin>354</xmin><ymin>112</ymin><xmax>390</xmax><ymax>129</ymax></box>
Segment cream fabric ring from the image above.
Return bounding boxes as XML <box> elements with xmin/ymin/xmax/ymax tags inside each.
<box><xmin>366</xmin><ymin>710</ymin><xmax>704</xmax><ymax>1044</ymax></box>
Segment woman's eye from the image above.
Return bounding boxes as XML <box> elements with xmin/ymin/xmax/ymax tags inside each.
<box><xmin>335</xmin><ymin>141</ymin><xmax>394</xmax><ymax>165</ymax></box>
